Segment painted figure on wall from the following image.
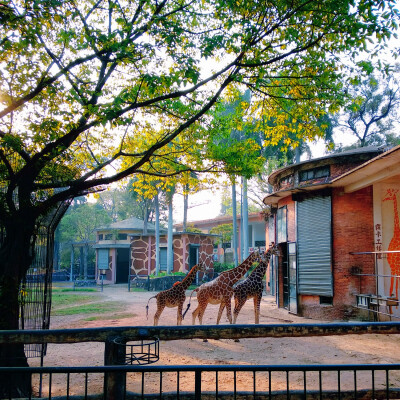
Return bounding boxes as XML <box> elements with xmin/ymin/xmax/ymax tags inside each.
<box><xmin>383</xmin><ymin>188</ymin><xmax>400</xmax><ymax>298</ymax></box>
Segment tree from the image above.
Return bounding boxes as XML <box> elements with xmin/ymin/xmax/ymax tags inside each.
<box><xmin>0</xmin><ymin>0</ymin><xmax>398</xmax><ymax>395</ymax></box>
<box><xmin>334</xmin><ymin>67</ymin><xmax>400</xmax><ymax>147</ymax></box>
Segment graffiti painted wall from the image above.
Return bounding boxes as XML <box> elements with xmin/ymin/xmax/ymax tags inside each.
<box><xmin>374</xmin><ymin>184</ymin><xmax>400</xmax><ymax>307</ymax></box>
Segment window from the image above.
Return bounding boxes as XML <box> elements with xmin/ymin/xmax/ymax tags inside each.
<box><xmin>299</xmin><ymin>166</ymin><xmax>330</xmax><ymax>182</ymax></box>
<box><xmin>97</xmin><ymin>249</ymin><xmax>109</xmax><ymax>269</ymax></box>
<box><xmin>277</xmin><ymin>206</ymin><xmax>287</xmax><ymax>243</ymax></box>
<box><xmin>255</xmin><ymin>240</ymin><xmax>266</xmax><ymax>247</ymax></box>
<box><xmin>117</xmin><ymin>233</ymin><xmax>128</xmax><ymax>240</ymax></box>
<box><xmin>98</xmin><ymin>234</ymin><xmax>103</xmax><ymax>240</ymax></box>
<box><xmin>105</xmin><ymin>233</ymin><xmax>113</xmax><ymax>240</ymax></box>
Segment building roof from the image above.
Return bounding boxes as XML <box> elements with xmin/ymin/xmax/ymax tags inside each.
<box><xmin>263</xmin><ymin>145</ymin><xmax>400</xmax><ymax>205</ymax></box>
<box><xmin>96</xmin><ymin>216</ymin><xmax>166</xmax><ymax>233</ymax></box>
<box><xmin>267</xmin><ymin>145</ymin><xmax>386</xmax><ymax>185</ymax></box>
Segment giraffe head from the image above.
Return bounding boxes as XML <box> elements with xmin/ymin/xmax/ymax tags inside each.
<box><xmin>383</xmin><ymin>188</ymin><xmax>399</xmax><ymax>202</ymax></box>
<box><xmin>262</xmin><ymin>242</ymin><xmax>280</xmax><ymax>260</ymax></box>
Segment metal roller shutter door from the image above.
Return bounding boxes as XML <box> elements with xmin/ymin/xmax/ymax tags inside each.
<box><xmin>297</xmin><ymin>195</ymin><xmax>332</xmax><ymax>296</ymax></box>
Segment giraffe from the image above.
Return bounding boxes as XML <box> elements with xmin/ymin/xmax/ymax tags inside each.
<box><xmin>233</xmin><ymin>243</ymin><xmax>280</xmax><ymax>324</ymax></box>
<box><xmin>383</xmin><ymin>188</ymin><xmax>400</xmax><ymax>298</ymax></box>
<box><xmin>191</xmin><ymin>251</ymin><xmax>262</xmax><ymax>325</ymax></box>
<box><xmin>146</xmin><ymin>262</ymin><xmax>204</xmax><ymax>326</ymax></box>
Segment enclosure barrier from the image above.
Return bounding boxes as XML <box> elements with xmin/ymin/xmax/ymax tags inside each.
<box><xmin>2</xmin><ymin>322</ymin><xmax>400</xmax><ymax>399</ymax></box>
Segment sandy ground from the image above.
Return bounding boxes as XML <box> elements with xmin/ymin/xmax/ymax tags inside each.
<box><xmin>28</xmin><ymin>284</ymin><xmax>400</xmax><ymax>397</ymax></box>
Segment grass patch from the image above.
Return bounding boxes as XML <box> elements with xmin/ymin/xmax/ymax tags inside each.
<box><xmin>52</xmin><ymin>301</ymin><xmax>123</xmax><ymax>316</ymax></box>
<box><xmin>51</xmin><ymin>292</ymin><xmax>97</xmax><ymax>309</ymax></box>
<box><xmin>83</xmin><ymin>313</ymin><xmax>136</xmax><ymax>322</ymax></box>
<box><xmin>54</xmin><ymin>288</ymin><xmax>98</xmax><ymax>293</ymax></box>
<box><xmin>129</xmin><ymin>287</ymin><xmax>148</xmax><ymax>292</ymax></box>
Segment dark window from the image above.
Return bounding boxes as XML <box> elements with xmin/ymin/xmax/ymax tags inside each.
<box><xmin>98</xmin><ymin>234</ymin><xmax>103</xmax><ymax>240</ymax></box>
<box><xmin>117</xmin><ymin>233</ymin><xmax>128</xmax><ymax>240</ymax></box>
<box><xmin>255</xmin><ymin>240</ymin><xmax>266</xmax><ymax>247</ymax></box>
<box><xmin>299</xmin><ymin>166</ymin><xmax>330</xmax><ymax>182</ymax></box>
<box><xmin>105</xmin><ymin>233</ymin><xmax>113</xmax><ymax>240</ymax></box>
<box><xmin>320</xmin><ymin>296</ymin><xmax>333</xmax><ymax>305</ymax></box>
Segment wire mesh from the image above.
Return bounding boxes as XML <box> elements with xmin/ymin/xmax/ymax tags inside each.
<box><xmin>17</xmin><ymin>201</ymin><xmax>70</xmax><ymax>358</ymax></box>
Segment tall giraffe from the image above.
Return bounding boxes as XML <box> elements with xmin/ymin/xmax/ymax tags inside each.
<box><xmin>146</xmin><ymin>263</ymin><xmax>205</xmax><ymax>326</ymax></box>
<box><xmin>233</xmin><ymin>243</ymin><xmax>280</xmax><ymax>324</ymax></box>
<box><xmin>191</xmin><ymin>251</ymin><xmax>261</xmax><ymax>325</ymax></box>
<box><xmin>383</xmin><ymin>188</ymin><xmax>400</xmax><ymax>298</ymax></box>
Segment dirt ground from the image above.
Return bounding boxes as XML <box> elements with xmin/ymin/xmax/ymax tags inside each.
<box><xmin>29</xmin><ymin>284</ymin><xmax>400</xmax><ymax>397</ymax></box>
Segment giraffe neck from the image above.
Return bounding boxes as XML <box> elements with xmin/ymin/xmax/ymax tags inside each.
<box><xmin>226</xmin><ymin>253</ymin><xmax>258</xmax><ymax>284</ymax></box>
<box><xmin>251</xmin><ymin>252</ymin><xmax>272</xmax><ymax>278</ymax></box>
<box><xmin>180</xmin><ymin>264</ymin><xmax>200</xmax><ymax>290</ymax></box>
<box><xmin>394</xmin><ymin>195</ymin><xmax>400</xmax><ymax>235</ymax></box>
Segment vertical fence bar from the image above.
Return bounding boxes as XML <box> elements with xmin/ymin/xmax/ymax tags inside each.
<box><xmin>286</xmin><ymin>370</ymin><xmax>289</xmax><ymax>400</ymax></box>
<box><xmin>319</xmin><ymin>370</ymin><xmax>322</xmax><ymax>400</ymax></box>
<box><xmin>386</xmin><ymin>369</ymin><xmax>389</xmax><ymax>399</ymax></box>
<box><xmin>354</xmin><ymin>369</ymin><xmax>357</xmax><ymax>400</ymax></box>
<box><xmin>269</xmin><ymin>370</ymin><xmax>272</xmax><ymax>400</ymax></box>
<box><xmin>216</xmin><ymin>370</ymin><xmax>218</xmax><ymax>399</ymax></box>
<box><xmin>177</xmin><ymin>371</ymin><xmax>180</xmax><ymax>400</ymax></box>
<box><xmin>159</xmin><ymin>371</ymin><xmax>162</xmax><ymax>400</ymax></box>
<box><xmin>195</xmin><ymin>370</ymin><xmax>201</xmax><ymax>400</ymax></box>
<box><xmin>234</xmin><ymin>370</ymin><xmax>237</xmax><ymax>400</ymax></box>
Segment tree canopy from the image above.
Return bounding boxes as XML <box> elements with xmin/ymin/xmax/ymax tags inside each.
<box><xmin>1</xmin><ymin>0</ymin><xmax>398</xmax><ymax>220</ymax></box>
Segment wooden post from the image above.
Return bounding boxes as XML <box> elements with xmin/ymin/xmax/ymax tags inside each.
<box><xmin>104</xmin><ymin>337</ymin><xmax>126</xmax><ymax>400</ymax></box>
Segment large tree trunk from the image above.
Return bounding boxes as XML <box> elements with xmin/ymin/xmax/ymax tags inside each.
<box><xmin>0</xmin><ymin>218</ymin><xmax>35</xmax><ymax>398</ymax></box>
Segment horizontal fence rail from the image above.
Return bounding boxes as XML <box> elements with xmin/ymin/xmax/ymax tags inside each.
<box><xmin>2</xmin><ymin>323</ymin><xmax>400</xmax><ymax>399</ymax></box>
<box><xmin>2</xmin><ymin>322</ymin><xmax>400</xmax><ymax>344</ymax></box>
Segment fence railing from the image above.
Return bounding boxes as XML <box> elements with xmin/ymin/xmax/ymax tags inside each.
<box><xmin>2</xmin><ymin>363</ymin><xmax>400</xmax><ymax>399</ymax></box>
<box><xmin>2</xmin><ymin>323</ymin><xmax>400</xmax><ymax>399</ymax></box>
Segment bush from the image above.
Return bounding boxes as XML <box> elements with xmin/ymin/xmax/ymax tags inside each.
<box><xmin>213</xmin><ymin>262</ymin><xmax>234</xmax><ymax>274</ymax></box>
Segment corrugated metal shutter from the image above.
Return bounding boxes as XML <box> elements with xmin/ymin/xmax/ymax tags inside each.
<box><xmin>297</xmin><ymin>195</ymin><xmax>332</xmax><ymax>296</ymax></box>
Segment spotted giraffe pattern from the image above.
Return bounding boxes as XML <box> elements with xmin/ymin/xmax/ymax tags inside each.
<box><xmin>384</xmin><ymin>188</ymin><xmax>400</xmax><ymax>298</ymax></box>
<box><xmin>131</xmin><ymin>235</ymin><xmax>214</xmax><ymax>276</ymax></box>
<box><xmin>233</xmin><ymin>243</ymin><xmax>280</xmax><ymax>324</ymax></box>
<box><xmin>146</xmin><ymin>263</ymin><xmax>205</xmax><ymax>326</ymax></box>
<box><xmin>191</xmin><ymin>251</ymin><xmax>261</xmax><ymax>325</ymax></box>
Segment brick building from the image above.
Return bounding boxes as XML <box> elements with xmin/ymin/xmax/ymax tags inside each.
<box><xmin>94</xmin><ymin>217</ymin><xmax>216</xmax><ymax>284</ymax></box>
<box><xmin>264</xmin><ymin>145</ymin><xmax>400</xmax><ymax>321</ymax></box>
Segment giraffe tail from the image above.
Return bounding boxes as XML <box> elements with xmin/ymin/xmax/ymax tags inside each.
<box><xmin>182</xmin><ymin>288</ymin><xmax>198</xmax><ymax>320</ymax></box>
<box><xmin>146</xmin><ymin>296</ymin><xmax>157</xmax><ymax>320</ymax></box>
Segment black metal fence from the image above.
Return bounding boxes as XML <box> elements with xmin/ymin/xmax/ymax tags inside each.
<box><xmin>2</xmin><ymin>323</ymin><xmax>400</xmax><ymax>399</ymax></box>
<box><xmin>2</xmin><ymin>363</ymin><xmax>400</xmax><ymax>399</ymax></box>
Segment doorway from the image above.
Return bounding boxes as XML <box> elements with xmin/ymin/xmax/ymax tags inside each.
<box><xmin>281</xmin><ymin>242</ymin><xmax>298</xmax><ymax>313</ymax></box>
<box><xmin>116</xmin><ymin>248</ymin><xmax>130</xmax><ymax>283</ymax></box>
<box><xmin>189</xmin><ymin>245</ymin><xmax>199</xmax><ymax>269</ymax></box>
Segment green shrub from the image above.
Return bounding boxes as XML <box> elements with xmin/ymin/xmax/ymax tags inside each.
<box><xmin>213</xmin><ymin>262</ymin><xmax>234</xmax><ymax>273</ymax></box>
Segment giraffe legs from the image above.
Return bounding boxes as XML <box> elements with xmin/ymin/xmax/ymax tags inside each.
<box><xmin>177</xmin><ymin>302</ymin><xmax>184</xmax><ymax>325</ymax></box>
<box><xmin>233</xmin><ymin>296</ymin><xmax>247</xmax><ymax>324</ymax></box>
<box><xmin>253</xmin><ymin>295</ymin><xmax>262</xmax><ymax>324</ymax></box>
<box><xmin>192</xmin><ymin>300</ymin><xmax>208</xmax><ymax>325</ymax></box>
<box><xmin>216</xmin><ymin>297</ymin><xmax>233</xmax><ymax>324</ymax></box>
<box><xmin>153</xmin><ymin>303</ymin><xmax>165</xmax><ymax>326</ymax></box>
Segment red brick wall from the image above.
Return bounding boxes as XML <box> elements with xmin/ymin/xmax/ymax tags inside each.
<box><xmin>274</xmin><ymin>187</ymin><xmax>376</xmax><ymax>320</ymax></box>
<box><xmin>300</xmin><ymin>186</ymin><xmax>376</xmax><ymax>320</ymax></box>
<box><xmin>331</xmin><ymin>186</ymin><xmax>376</xmax><ymax>305</ymax></box>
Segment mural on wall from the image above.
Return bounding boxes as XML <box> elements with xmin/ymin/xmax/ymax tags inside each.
<box><xmin>383</xmin><ymin>188</ymin><xmax>400</xmax><ymax>299</ymax></box>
